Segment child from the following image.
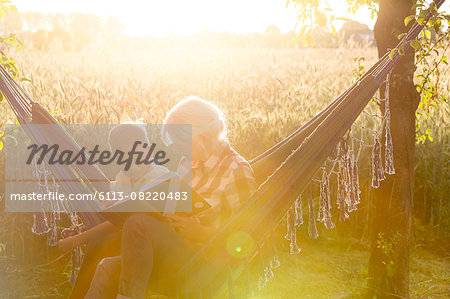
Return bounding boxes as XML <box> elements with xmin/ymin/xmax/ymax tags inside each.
<box><xmin>59</xmin><ymin>122</ymin><xmax>169</xmax><ymax>299</ymax></box>
<box><xmin>107</xmin><ymin>122</ymin><xmax>169</xmax><ymax>205</ymax></box>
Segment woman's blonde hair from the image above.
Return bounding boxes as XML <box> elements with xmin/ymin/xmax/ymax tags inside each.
<box><xmin>162</xmin><ymin>96</ymin><xmax>227</xmax><ymax>146</ymax></box>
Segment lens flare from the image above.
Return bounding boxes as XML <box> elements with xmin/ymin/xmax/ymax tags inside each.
<box><xmin>226</xmin><ymin>231</ymin><xmax>254</xmax><ymax>259</ymax></box>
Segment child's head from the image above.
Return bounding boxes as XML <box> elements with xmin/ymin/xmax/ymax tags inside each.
<box><xmin>109</xmin><ymin>122</ymin><xmax>150</xmax><ymax>174</ymax></box>
<box><xmin>109</xmin><ymin>122</ymin><xmax>150</xmax><ymax>153</ymax></box>
<box><xmin>162</xmin><ymin>96</ymin><xmax>227</xmax><ymax>160</ymax></box>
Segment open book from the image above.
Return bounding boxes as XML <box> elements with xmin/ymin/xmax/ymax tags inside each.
<box><xmin>100</xmin><ymin>171</ymin><xmax>211</xmax><ymax>226</ymax></box>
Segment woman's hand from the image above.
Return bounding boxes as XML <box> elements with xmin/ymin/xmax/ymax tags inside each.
<box><xmin>58</xmin><ymin>234</ymin><xmax>84</xmax><ymax>253</ymax></box>
<box><xmin>58</xmin><ymin>221</ymin><xmax>116</xmax><ymax>253</ymax></box>
<box><xmin>165</xmin><ymin>214</ymin><xmax>216</xmax><ymax>243</ymax></box>
<box><xmin>61</xmin><ymin>224</ymin><xmax>85</xmax><ymax>239</ymax></box>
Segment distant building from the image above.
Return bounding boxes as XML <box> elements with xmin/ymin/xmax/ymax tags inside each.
<box><xmin>340</xmin><ymin>21</ymin><xmax>374</xmax><ymax>45</ymax></box>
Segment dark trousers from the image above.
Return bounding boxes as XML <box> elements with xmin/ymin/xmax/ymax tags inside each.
<box><xmin>68</xmin><ymin>225</ymin><xmax>121</xmax><ymax>299</ymax></box>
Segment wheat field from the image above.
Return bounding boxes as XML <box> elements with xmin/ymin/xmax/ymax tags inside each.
<box><xmin>4</xmin><ymin>48</ymin><xmax>381</xmax><ymax>156</ymax></box>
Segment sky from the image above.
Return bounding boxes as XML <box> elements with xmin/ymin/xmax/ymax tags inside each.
<box><xmin>12</xmin><ymin>0</ymin><xmax>449</xmax><ymax>37</ymax></box>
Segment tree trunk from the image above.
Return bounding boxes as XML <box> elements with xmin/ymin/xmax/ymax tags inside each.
<box><xmin>368</xmin><ymin>0</ymin><xmax>419</xmax><ymax>298</ymax></box>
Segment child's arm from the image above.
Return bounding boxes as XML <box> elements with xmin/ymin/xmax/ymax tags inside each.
<box><xmin>58</xmin><ymin>221</ymin><xmax>117</xmax><ymax>253</ymax></box>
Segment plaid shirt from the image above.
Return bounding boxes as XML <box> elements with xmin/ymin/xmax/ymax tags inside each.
<box><xmin>178</xmin><ymin>140</ymin><xmax>258</xmax><ymax>227</ymax></box>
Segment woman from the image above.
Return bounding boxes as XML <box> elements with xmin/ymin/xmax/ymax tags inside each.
<box><xmin>86</xmin><ymin>97</ymin><xmax>258</xmax><ymax>299</ymax></box>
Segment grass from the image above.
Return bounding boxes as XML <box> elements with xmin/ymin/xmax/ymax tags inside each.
<box><xmin>1</xmin><ymin>227</ymin><xmax>448</xmax><ymax>298</ymax></box>
<box><xmin>0</xmin><ymin>46</ymin><xmax>448</xmax><ymax>298</ymax></box>
<box><xmin>257</xmin><ymin>229</ymin><xmax>450</xmax><ymax>299</ymax></box>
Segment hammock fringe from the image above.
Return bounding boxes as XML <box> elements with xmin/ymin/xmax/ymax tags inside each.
<box><xmin>371</xmin><ymin>133</ymin><xmax>385</xmax><ymax>188</ymax></box>
<box><xmin>384</xmin><ymin>76</ymin><xmax>395</xmax><ymax>175</ymax></box>
<box><xmin>295</xmin><ymin>196</ymin><xmax>303</xmax><ymax>226</ymax></box>
<box><xmin>308</xmin><ymin>186</ymin><xmax>319</xmax><ymax>239</ymax></box>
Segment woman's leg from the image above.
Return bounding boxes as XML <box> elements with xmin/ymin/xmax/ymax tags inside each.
<box><xmin>118</xmin><ymin>214</ymin><xmax>198</xmax><ymax>299</ymax></box>
<box><xmin>85</xmin><ymin>256</ymin><xmax>121</xmax><ymax>299</ymax></box>
<box><xmin>68</xmin><ymin>227</ymin><xmax>121</xmax><ymax>299</ymax></box>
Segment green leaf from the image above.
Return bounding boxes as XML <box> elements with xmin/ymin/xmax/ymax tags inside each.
<box><xmin>398</xmin><ymin>33</ymin><xmax>407</xmax><ymax>40</ymax></box>
<box><xmin>291</xmin><ymin>34</ymin><xmax>300</xmax><ymax>46</ymax></box>
<box><xmin>398</xmin><ymin>44</ymin><xmax>405</xmax><ymax>55</ymax></box>
<box><xmin>428</xmin><ymin>27</ymin><xmax>437</xmax><ymax>43</ymax></box>
<box><xmin>301</xmin><ymin>35</ymin><xmax>309</xmax><ymax>46</ymax></box>
<box><xmin>410</xmin><ymin>40</ymin><xmax>421</xmax><ymax>50</ymax></box>
<box><xmin>331</xmin><ymin>24</ymin><xmax>336</xmax><ymax>35</ymax></box>
<box><xmin>0</xmin><ymin>141</ymin><xmax>3</xmax><ymax>151</ymax></box>
<box><xmin>298</xmin><ymin>25</ymin><xmax>308</xmax><ymax>36</ymax></box>
<box><xmin>315</xmin><ymin>9</ymin><xmax>327</xmax><ymax>27</ymax></box>
<box><xmin>424</xmin><ymin>29</ymin><xmax>431</xmax><ymax>40</ymax></box>
<box><xmin>389</xmin><ymin>48</ymin><xmax>396</xmax><ymax>60</ymax></box>
<box><xmin>404</xmin><ymin>15</ymin><xmax>415</xmax><ymax>26</ymax></box>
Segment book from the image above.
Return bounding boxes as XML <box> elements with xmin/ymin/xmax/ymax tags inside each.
<box><xmin>100</xmin><ymin>171</ymin><xmax>211</xmax><ymax>227</ymax></box>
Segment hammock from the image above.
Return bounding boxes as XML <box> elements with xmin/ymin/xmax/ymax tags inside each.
<box><xmin>1</xmin><ymin>2</ymin><xmax>443</xmax><ymax>296</ymax></box>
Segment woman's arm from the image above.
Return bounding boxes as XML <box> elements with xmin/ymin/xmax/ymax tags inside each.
<box><xmin>58</xmin><ymin>221</ymin><xmax>117</xmax><ymax>253</ymax></box>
